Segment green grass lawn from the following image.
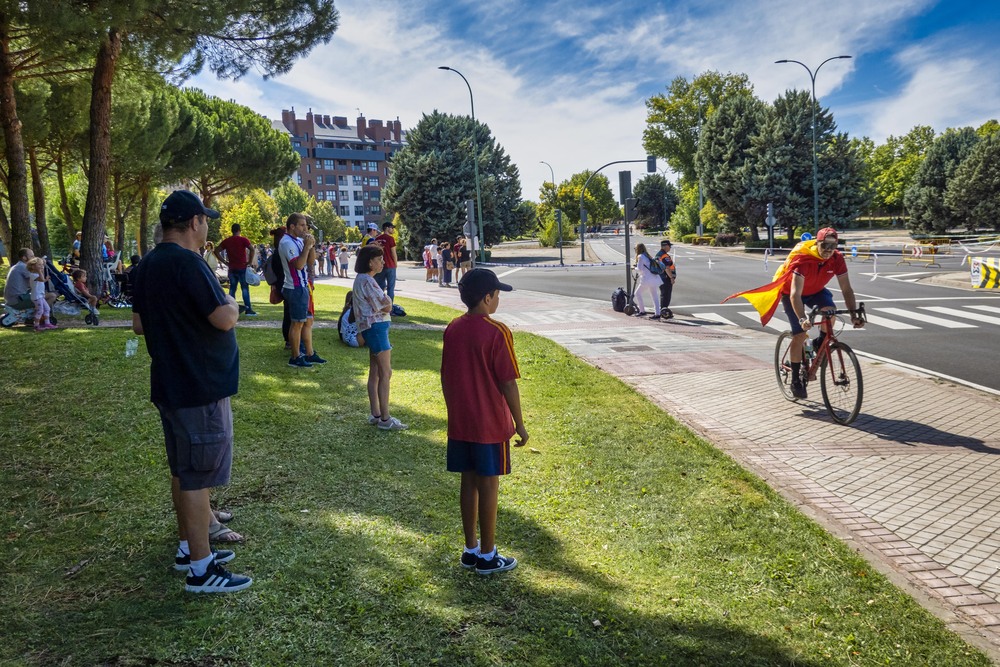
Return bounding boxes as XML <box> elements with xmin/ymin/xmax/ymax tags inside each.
<box><xmin>0</xmin><ymin>281</ymin><xmax>990</xmax><ymax>666</ymax></box>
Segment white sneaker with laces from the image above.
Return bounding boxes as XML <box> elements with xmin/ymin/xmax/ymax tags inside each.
<box><xmin>377</xmin><ymin>416</ymin><xmax>408</xmax><ymax>430</ymax></box>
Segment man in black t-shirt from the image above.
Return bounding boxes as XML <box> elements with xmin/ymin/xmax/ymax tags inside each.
<box><xmin>132</xmin><ymin>189</ymin><xmax>251</xmax><ymax>594</ymax></box>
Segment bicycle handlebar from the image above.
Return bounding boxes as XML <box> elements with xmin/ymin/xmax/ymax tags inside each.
<box><xmin>808</xmin><ymin>302</ymin><xmax>867</xmax><ymax>323</ymax></box>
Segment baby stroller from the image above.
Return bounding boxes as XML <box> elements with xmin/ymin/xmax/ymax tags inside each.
<box><xmin>48</xmin><ymin>259</ymin><xmax>101</xmax><ymax>325</ymax></box>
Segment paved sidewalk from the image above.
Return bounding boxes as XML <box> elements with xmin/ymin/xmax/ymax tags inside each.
<box><xmin>395</xmin><ymin>268</ymin><xmax>1000</xmax><ymax>660</ymax></box>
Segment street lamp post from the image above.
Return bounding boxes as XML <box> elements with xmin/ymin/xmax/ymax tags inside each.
<box><xmin>775</xmin><ymin>55</ymin><xmax>852</xmax><ymax>236</ymax></box>
<box><xmin>540</xmin><ymin>160</ymin><xmax>563</xmax><ymax>266</ymax></box>
<box><xmin>438</xmin><ymin>66</ymin><xmax>486</xmax><ymax>264</ymax></box>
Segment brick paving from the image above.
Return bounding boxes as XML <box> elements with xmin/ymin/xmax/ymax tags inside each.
<box><xmin>396</xmin><ymin>269</ymin><xmax>1000</xmax><ymax>659</ymax></box>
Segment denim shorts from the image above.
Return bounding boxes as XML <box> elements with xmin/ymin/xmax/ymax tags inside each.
<box><xmin>157</xmin><ymin>397</ymin><xmax>233</xmax><ymax>491</ymax></box>
<box><xmin>782</xmin><ymin>289</ymin><xmax>835</xmax><ymax>334</ymax></box>
<box><xmin>363</xmin><ymin>320</ymin><xmax>391</xmax><ymax>354</ymax></box>
<box><xmin>283</xmin><ymin>286</ymin><xmax>311</xmax><ymax>322</ymax></box>
<box><xmin>446</xmin><ymin>438</ymin><xmax>511</xmax><ymax>476</ymax></box>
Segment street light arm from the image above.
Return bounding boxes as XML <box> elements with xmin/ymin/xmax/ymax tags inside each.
<box><xmin>440</xmin><ymin>65</ymin><xmax>485</xmax><ymax>263</ymax></box>
<box><xmin>775</xmin><ymin>58</ymin><xmax>814</xmax><ymax>82</ymax></box>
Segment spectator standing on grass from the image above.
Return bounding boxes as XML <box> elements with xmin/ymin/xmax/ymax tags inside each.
<box><xmin>654</xmin><ymin>239</ymin><xmax>677</xmax><ymax>319</ymax></box>
<box><xmin>362</xmin><ymin>222</ymin><xmax>380</xmax><ymax>247</ymax></box>
<box><xmin>442</xmin><ymin>268</ymin><xmax>528</xmax><ymax>575</ymax></box>
<box><xmin>353</xmin><ymin>244</ymin><xmax>406</xmax><ymax>431</ymax></box>
<box><xmin>374</xmin><ymin>221</ymin><xmax>399</xmax><ymax>303</ymax></box>
<box><xmin>338</xmin><ymin>245</ymin><xmax>351</xmax><ymax>279</ymax></box>
<box><xmin>215</xmin><ymin>223</ymin><xmax>257</xmax><ymax>316</ymax></box>
<box><xmin>279</xmin><ymin>213</ymin><xmax>326</xmax><ymax>368</ymax></box>
<box><xmin>131</xmin><ymin>189</ymin><xmax>251</xmax><ymax>594</ymax></box>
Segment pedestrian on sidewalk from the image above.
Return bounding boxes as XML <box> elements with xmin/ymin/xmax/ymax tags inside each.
<box><xmin>353</xmin><ymin>244</ymin><xmax>407</xmax><ymax>430</ymax></box>
<box><xmin>440</xmin><ymin>242</ymin><xmax>454</xmax><ymax>287</ymax></box>
<box><xmin>655</xmin><ymin>239</ymin><xmax>676</xmax><ymax>319</ymax></box>
<box><xmin>443</xmin><ymin>268</ymin><xmax>528</xmax><ymax>575</ymax></box>
<box><xmin>633</xmin><ymin>243</ymin><xmax>661</xmax><ymax>319</ymax></box>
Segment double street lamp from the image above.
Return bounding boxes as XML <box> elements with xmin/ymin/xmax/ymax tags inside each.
<box><xmin>775</xmin><ymin>55</ymin><xmax>852</xmax><ymax>235</ymax></box>
<box><xmin>438</xmin><ymin>66</ymin><xmax>486</xmax><ymax>263</ymax></box>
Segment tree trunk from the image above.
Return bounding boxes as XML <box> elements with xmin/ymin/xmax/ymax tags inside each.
<box><xmin>28</xmin><ymin>146</ymin><xmax>50</xmax><ymax>258</ymax></box>
<box><xmin>112</xmin><ymin>172</ymin><xmax>126</xmax><ymax>252</ymax></box>
<box><xmin>81</xmin><ymin>27</ymin><xmax>121</xmax><ymax>296</ymax></box>
<box><xmin>0</xmin><ymin>201</ymin><xmax>10</xmax><ymax>252</ymax></box>
<box><xmin>0</xmin><ymin>14</ymin><xmax>33</xmax><ymax>255</ymax></box>
<box><xmin>55</xmin><ymin>156</ymin><xmax>77</xmax><ymax>238</ymax></box>
<box><xmin>138</xmin><ymin>184</ymin><xmax>149</xmax><ymax>256</ymax></box>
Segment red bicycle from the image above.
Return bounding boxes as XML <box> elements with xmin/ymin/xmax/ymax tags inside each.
<box><xmin>774</xmin><ymin>303</ymin><xmax>867</xmax><ymax>424</ymax></box>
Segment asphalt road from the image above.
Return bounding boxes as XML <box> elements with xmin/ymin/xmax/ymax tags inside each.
<box><xmin>430</xmin><ymin>234</ymin><xmax>1000</xmax><ymax>393</ymax></box>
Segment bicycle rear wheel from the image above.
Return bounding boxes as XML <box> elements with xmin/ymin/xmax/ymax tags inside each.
<box><xmin>774</xmin><ymin>332</ymin><xmax>798</xmax><ymax>401</ymax></box>
<box><xmin>820</xmin><ymin>342</ymin><xmax>863</xmax><ymax>424</ymax></box>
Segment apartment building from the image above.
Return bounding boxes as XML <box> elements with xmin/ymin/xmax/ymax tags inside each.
<box><xmin>273</xmin><ymin>109</ymin><xmax>406</xmax><ymax>229</ymax></box>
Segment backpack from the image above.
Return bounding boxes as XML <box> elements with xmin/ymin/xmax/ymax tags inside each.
<box><xmin>263</xmin><ymin>252</ymin><xmax>283</xmax><ymax>286</ymax></box>
<box><xmin>646</xmin><ymin>253</ymin><xmax>665</xmax><ymax>275</ymax></box>
<box><xmin>611</xmin><ymin>287</ymin><xmax>626</xmax><ymax>312</ymax></box>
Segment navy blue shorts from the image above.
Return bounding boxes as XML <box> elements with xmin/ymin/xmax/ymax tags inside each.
<box><xmin>782</xmin><ymin>289</ymin><xmax>835</xmax><ymax>334</ymax></box>
<box><xmin>283</xmin><ymin>286</ymin><xmax>310</xmax><ymax>322</ymax></box>
<box><xmin>447</xmin><ymin>438</ymin><xmax>511</xmax><ymax>476</ymax></box>
<box><xmin>363</xmin><ymin>320</ymin><xmax>391</xmax><ymax>354</ymax></box>
<box><xmin>157</xmin><ymin>397</ymin><xmax>233</xmax><ymax>491</ymax></box>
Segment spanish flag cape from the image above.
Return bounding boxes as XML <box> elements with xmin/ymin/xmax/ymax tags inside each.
<box><xmin>722</xmin><ymin>239</ymin><xmax>825</xmax><ymax>326</ymax></box>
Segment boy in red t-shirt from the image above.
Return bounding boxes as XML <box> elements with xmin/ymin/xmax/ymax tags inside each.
<box><xmin>441</xmin><ymin>268</ymin><xmax>529</xmax><ymax>575</ymax></box>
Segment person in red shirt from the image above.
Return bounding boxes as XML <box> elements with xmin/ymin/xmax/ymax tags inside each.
<box><xmin>373</xmin><ymin>221</ymin><xmax>402</xmax><ymax>310</ymax></box>
<box><xmin>441</xmin><ymin>268</ymin><xmax>529</xmax><ymax>575</ymax></box>
<box><xmin>782</xmin><ymin>227</ymin><xmax>865</xmax><ymax>398</ymax></box>
<box><xmin>214</xmin><ymin>223</ymin><xmax>257</xmax><ymax>316</ymax></box>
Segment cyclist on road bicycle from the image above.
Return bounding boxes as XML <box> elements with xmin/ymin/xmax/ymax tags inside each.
<box><xmin>782</xmin><ymin>228</ymin><xmax>865</xmax><ymax>398</ymax></box>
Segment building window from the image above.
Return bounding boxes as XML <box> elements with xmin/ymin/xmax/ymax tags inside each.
<box><xmin>317</xmin><ymin>175</ymin><xmax>323</xmax><ymax>185</ymax></box>
<box><xmin>316</xmin><ymin>160</ymin><xmax>322</xmax><ymax>170</ymax></box>
<box><xmin>369</xmin><ymin>205</ymin><xmax>382</xmax><ymax>215</ymax></box>
<box><xmin>355</xmin><ymin>206</ymin><xmax>364</xmax><ymax>216</ymax></box>
<box><xmin>295</xmin><ymin>173</ymin><xmax>302</xmax><ymax>184</ymax></box>
<box><xmin>337</xmin><ymin>160</ymin><xmax>347</xmax><ymax>169</ymax></box>
<box><xmin>327</xmin><ymin>190</ymin><xmax>335</xmax><ymax>200</ymax></box>
<box><xmin>324</xmin><ymin>159</ymin><xmax>334</xmax><ymax>170</ymax></box>
<box><xmin>367</xmin><ymin>177</ymin><xmax>380</xmax><ymax>187</ymax></box>
<box><xmin>370</xmin><ymin>190</ymin><xmax>380</xmax><ymax>201</ymax></box>
<box><xmin>306</xmin><ymin>164</ymin><xmax>311</xmax><ymax>173</ymax></box>
<box><xmin>352</xmin><ymin>161</ymin><xmax>362</xmax><ymax>172</ymax></box>
<box><xmin>353</xmin><ymin>191</ymin><xmax>362</xmax><ymax>200</ymax></box>
<box><xmin>368</xmin><ymin>161</ymin><xmax>378</xmax><ymax>171</ymax></box>
<box><xmin>339</xmin><ymin>206</ymin><xmax>350</xmax><ymax>217</ymax></box>
<box><xmin>352</xmin><ymin>175</ymin><xmax>362</xmax><ymax>186</ymax></box>
<box><xmin>338</xmin><ymin>175</ymin><xmax>347</xmax><ymax>186</ymax></box>
<box><xmin>292</xmin><ymin>141</ymin><xmax>301</xmax><ymax>147</ymax></box>
<box><xmin>340</xmin><ymin>191</ymin><xmax>349</xmax><ymax>201</ymax></box>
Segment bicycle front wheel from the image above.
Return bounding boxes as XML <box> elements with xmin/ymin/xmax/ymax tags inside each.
<box><xmin>774</xmin><ymin>331</ymin><xmax>798</xmax><ymax>401</ymax></box>
<box><xmin>820</xmin><ymin>342</ymin><xmax>863</xmax><ymax>424</ymax></box>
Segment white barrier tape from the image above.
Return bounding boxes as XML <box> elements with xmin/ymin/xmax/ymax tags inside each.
<box><xmin>871</xmin><ymin>253</ymin><xmax>879</xmax><ymax>281</ymax></box>
<box><xmin>763</xmin><ymin>248</ymin><xmax>772</xmax><ymax>272</ymax></box>
<box><xmin>476</xmin><ymin>261</ymin><xmax>622</xmax><ymax>268</ymax></box>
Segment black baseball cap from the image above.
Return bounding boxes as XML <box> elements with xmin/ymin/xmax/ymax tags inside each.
<box><xmin>458</xmin><ymin>268</ymin><xmax>513</xmax><ymax>304</ymax></box>
<box><xmin>159</xmin><ymin>190</ymin><xmax>219</xmax><ymax>223</ymax></box>
<box><xmin>660</xmin><ymin>239</ymin><xmax>672</xmax><ymax>246</ymax></box>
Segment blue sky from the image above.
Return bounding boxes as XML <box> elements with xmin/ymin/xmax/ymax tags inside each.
<box><xmin>190</xmin><ymin>0</ymin><xmax>1000</xmax><ymax>202</ymax></box>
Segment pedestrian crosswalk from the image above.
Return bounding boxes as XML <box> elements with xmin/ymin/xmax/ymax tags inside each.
<box><xmin>495</xmin><ymin>309</ymin><xmax>618</xmax><ymax>326</ymax></box>
<box><xmin>690</xmin><ymin>303</ymin><xmax>1000</xmax><ymax>332</ymax></box>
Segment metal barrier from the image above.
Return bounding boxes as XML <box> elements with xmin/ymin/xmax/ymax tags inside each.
<box><xmin>847</xmin><ymin>243</ymin><xmax>872</xmax><ymax>262</ymax></box>
<box><xmin>896</xmin><ymin>244</ymin><xmax>941</xmax><ymax>268</ymax></box>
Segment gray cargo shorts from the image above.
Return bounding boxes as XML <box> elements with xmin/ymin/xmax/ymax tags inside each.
<box><xmin>156</xmin><ymin>397</ymin><xmax>234</xmax><ymax>491</ymax></box>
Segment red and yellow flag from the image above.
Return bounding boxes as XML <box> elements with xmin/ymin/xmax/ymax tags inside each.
<box><xmin>722</xmin><ymin>240</ymin><xmax>823</xmax><ymax>326</ymax></box>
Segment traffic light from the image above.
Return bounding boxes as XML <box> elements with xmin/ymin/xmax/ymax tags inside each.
<box><xmin>766</xmin><ymin>202</ymin><xmax>773</xmax><ymax>218</ymax></box>
<box><xmin>625</xmin><ymin>198</ymin><xmax>637</xmax><ymax>222</ymax></box>
<box><xmin>646</xmin><ymin>155</ymin><xmax>656</xmax><ymax>173</ymax></box>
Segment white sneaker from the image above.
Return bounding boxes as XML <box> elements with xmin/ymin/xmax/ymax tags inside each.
<box><xmin>377</xmin><ymin>416</ymin><xmax>408</xmax><ymax>430</ymax></box>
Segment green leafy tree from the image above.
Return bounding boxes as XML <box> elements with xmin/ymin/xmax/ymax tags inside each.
<box><xmin>976</xmin><ymin>119</ymin><xmax>1000</xmax><ymax>138</ymax></box>
<box><xmin>643</xmin><ymin>71</ymin><xmax>755</xmax><ymax>186</ymax></box>
<box><xmin>699</xmin><ymin>200</ymin><xmax>727</xmax><ymax>235</ymax></box>
<box><xmin>632</xmin><ymin>174</ymin><xmax>679</xmax><ymax>230</ymax></box>
<box><xmin>344</xmin><ymin>225</ymin><xmax>362</xmax><ymax>243</ymax></box>
<box><xmin>218</xmin><ymin>189</ymin><xmax>276</xmax><ymax>245</ymax></box>
<box><xmin>273</xmin><ymin>178</ymin><xmax>312</xmax><ymax>219</ymax></box>
<box><xmin>668</xmin><ymin>183</ymin><xmax>700</xmax><ymax>239</ymax></box>
<box><xmin>305</xmin><ymin>198</ymin><xmax>347</xmax><ymax>243</ymax></box>
<box><xmin>186</xmin><ymin>89</ymin><xmax>301</xmax><ymax>205</ymax></box>
<box><xmin>538</xmin><ymin>207</ymin><xmax>578</xmax><ymax>247</ymax></box>
<box><xmin>382</xmin><ymin>111</ymin><xmax>524</xmax><ymax>258</ymax></box>
<box><xmin>547</xmin><ymin>171</ymin><xmax>619</xmax><ymax>231</ymax></box>
<box><xmin>944</xmin><ymin>132</ymin><xmax>1000</xmax><ymax>232</ymax></box>
<box><xmin>904</xmin><ymin>127</ymin><xmax>980</xmax><ymax>234</ymax></box>
<box><xmin>869</xmin><ymin>126</ymin><xmax>935</xmax><ymax>215</ymax></box>
<box><xmin>696</xmin><ymin>94</ymin><xmax>768</xmax><ymax>239</ymax></box>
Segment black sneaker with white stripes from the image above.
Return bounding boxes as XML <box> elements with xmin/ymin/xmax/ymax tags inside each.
<box><xmin>185</xmin><ymin>561</ymin><xmax>252</xmax><ymax>593</ymax></box>
<box><xmin>174</xmin><ymin>548</ymin><xmax>235</xmax><ymax>572</ymax></box>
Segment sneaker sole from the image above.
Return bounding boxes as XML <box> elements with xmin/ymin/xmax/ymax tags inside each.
<box><xmin>185</xmin><ymin>577</ymin><xmax>253</xmax><ymax>593</ymax></box>
<box><xmin>476</xmin><ymin>559</ymin><xmax>518</xmax><ymax>575</ymax></box>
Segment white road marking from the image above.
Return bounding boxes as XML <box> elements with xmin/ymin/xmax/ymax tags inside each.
<box><xmin>692</xmin><ymin>312</ymin><xmax>740</xmax><ymax>327</ymax></box>
<box><xmin>968</xmin><ymin>305</ymin><xmax>1000</xmax><ymax>316</ymax></box>
<box><xmin>875</xmin><ymin>307</ymin><xmax>976</xmax><ymax>329</ymax></box>
<box><xmin>739</xmin><ymin>311</ymin><xmax>786</xmax><ymax>331</ymax></box>
<box><xmin>495</xmin><ymin>267</ymin><xmax>525</xmax><ymax>279</ymax></box>
<box><xmin>858</xmin><ymin>313</ymin><xmax>921</xmax><ymax>330</ymax></box>
<box><xmin>921</xmin><ymin>306</ymin><xmax>1000</xmax><ymax>326</ymax></box>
